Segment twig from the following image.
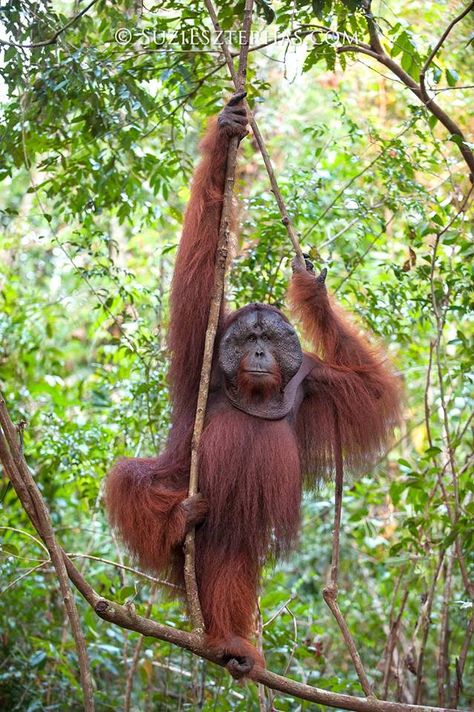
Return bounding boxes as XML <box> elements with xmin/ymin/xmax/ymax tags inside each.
<box><xmin>382</xmin><ymin>587</ymin><xmax>410</xmax><ymax>697</ymax></box>
<box><xmin>427</xmin><ymin>186</ymin><xmax>474</xmax><ymax>599</ymax></box>
<box><xmin>124</xmin><ymin>587</ymin><xmax>157</xmax><ymax>712</ymax></box>
<box><xmin>0</xmin><ymin>525</ymin><xmax>49</xmax><ymax>554</ymax></box>
<box><xmin>256</xmin><ymin>606</ymin><xmax>267</xmax><ymax>712</ymax></box>
<box><xmin>419</xmin><ymin>2</ymin><xmax>474</xmax><ymax>102</ymax></box>
<box><xmin>322</xmin><ymin>411</ymin><xmax>374</xmax><ymax>698</ymax></box>
<box><xmin>0</xmin><ymin>560</ymin><xmax>49</xmax><ymax>596</ymax></box>
<box><xmin>317</xmin><ymin>202</ymin><xmax>384</xmax><ymax>250</ymax></box>
<box><xmin>204</xmin><ymin>0</ymin><xmax>305</xmax><ymax>265</ymax></box>
<box><xmin>0</xmin><ymin>399</ymin><xmax>95</xmax><ymax>712</ymax></box>
<box><xmin>424</xmin><ymin>340</ymin><xmax>435</xmax><ymax>450</ymax></box>
<box><xmin>335</xmin><ymin>212</ymin><xmax>397</xmax><ymax>293</ymax></box>
<box><xmin>414</xmin><ymin>550</ymin><xmax>446</xmax><ymax>704</ymax></box>
<box><xmin>67</xmin><ymin>553</ymin><xmax>182</xmax><ymax>591</ymax></box>
<box><xmin>437</xmin><ymin>553</ymin><xmax>453</xmax><ymax>707</ymax></box>
<box><xmin>451</xmin><ymin>612</ymin><xmax>473</xmax><ymax>708</ymax></box>
<box><xmin>183</xmin><ymin>0</ymin><xmax>255</xmax><ymax>634</ymax></box>
<box><xmin>263</xmin><ymin>593</ymin><xmax>297</xmax><ymax>628</ymax></box>
<box><xmin>282</xmin><ymin>605</ymin><xmax>299</xmax><ymax>676</ymax></box>
<box><xmin>301</xmin><ymin>117</ymin><xmax>415</xmax><ymax>241</ymax></box>
<box><xmin>433</xmin><ymin>84</ymin><xmax>474</xmax><ymax>93</ymax></box>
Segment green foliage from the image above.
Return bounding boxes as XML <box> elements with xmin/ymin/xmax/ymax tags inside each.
<box><xmin>0</xmin><ymin>0</ymin><xmax>473</xmax><ymax>710</ymax></box>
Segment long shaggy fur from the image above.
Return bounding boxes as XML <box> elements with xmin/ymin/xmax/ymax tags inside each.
<box><xmin>105</xmin><ymin>456</ymin><xmax>188</xmax><ymax>579</ymax></box>
<box><xmin>105</xmin><ymin>112</ymin><xmax>402</xmax><ymax>671</ymax></box>
<box><xmin>196</xmin><ymin>409</ymin><xmax>300</xmax><ymax>646</ymax></box>
<box><xmin>288</xmin><ymin>270</ymin><xmax>402</xmax><ymax>482</ymax></box>
<box><xmin>167</xmin><ymin>118</ymin><xmax>232</xmax><ymax>424</ymax></box>
<box><xmin>236</xmin><ymin>359</ymin><xmax>283</xmax><ymax>402</ymax></box>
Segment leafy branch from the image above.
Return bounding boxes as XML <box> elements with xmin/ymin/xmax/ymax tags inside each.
<box><xmin>336</xmin><ymin>1</ymin><xmax>474</xmax><ymax>179</ymax></box>
<box><xmin>0</xmin><ymin>0</ymin><xmax>99</xmax><ymax>49</ymax></box>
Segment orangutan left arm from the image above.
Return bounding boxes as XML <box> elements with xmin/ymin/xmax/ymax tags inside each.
<box><xmin>288</xmin><ymin>258</ymin><xmax>402</xmax><ymax>479</ymax></box>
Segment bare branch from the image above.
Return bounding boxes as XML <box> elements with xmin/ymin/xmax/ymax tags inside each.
<box><xmin>204</xmin><ymin>0</ymin><xmax>305</xmax><ymax>265</ymax></box>
<box><xmin>183</xmin><ymin>0</ymin><xmax>255</xmax><ymax>633</ymax></box>
<box><xmin>0</xmin><ymin>399</ymin><xmax>95</xmax><ymax>712</ymax></box>
<box><xmin>322</xmin><ymin>411</ymin><xmax>374</xmax><ymax>698</ymax></box>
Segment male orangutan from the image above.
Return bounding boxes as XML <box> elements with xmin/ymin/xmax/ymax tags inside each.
<box><xmin>105</xmin><ymin>92</ymin><xmax>401</xmax><ymax>678</ymax></box>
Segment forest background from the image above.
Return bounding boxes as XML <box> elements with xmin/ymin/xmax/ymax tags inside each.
<box><xmin>0</xmin><ymin>1</ymin><xmax>473</xmax><ymax>710</ymax></box>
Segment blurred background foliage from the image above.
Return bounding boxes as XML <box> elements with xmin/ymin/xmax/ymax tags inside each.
<box><xmin>0</xmin><ymin>0</ymin><xmax>473</xmax><ymax>710</ymax></box>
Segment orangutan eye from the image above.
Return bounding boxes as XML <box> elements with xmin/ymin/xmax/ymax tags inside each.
<box><xmin>247</xmin><ymin>334</ymin><xmax>257</xmax><ymax>342</ymax></box>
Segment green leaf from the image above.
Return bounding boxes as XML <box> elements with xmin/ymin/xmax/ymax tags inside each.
<box><xmin>398</xmin><ymin>458</ymin><xmax>412</xmax><ymax>469</ymax></box>
<box><xmin>432</xmin><ymin>66</ymin><xmax>442</xmax><ymax>84</ymax></box>
<box><xmin>425</xmin><ymin>446</ymin><xmax>441</xmax><ymax>457</ymax></box>
<box><xmin>445</xmin><ymin>68</ymin><xmax>459</xmax><ymax>87</ymax></box>
<box><xmin>312</xmin><ymin>0</ymin><xmax>325</xmax><ymax>19</ymax></box>
<box><xmin>255</xmin><ymin>0</ymin><xmax>275</xmax><ymax>24</ymax></box>
<box><xmin>342</xmin><ymin>0</ymin><xmax>363</xmax><ymax>10</ymax></box>
<box><xmin>1</xmin><ymin>543</ymin><xmax>20</xmax><ymax>557</ymax></box>
<box><xmin>29</xmin><ymin>651</ymin><xmax>48</xmax><ymax>668</ymax></box>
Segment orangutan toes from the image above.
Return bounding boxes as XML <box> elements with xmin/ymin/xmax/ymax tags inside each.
<box><xmin>226</xmin><ymin>655</ymin><xmax>254</xmax><ymax>679</ymax></box>
<box><xmin>211</xmin><ymin>635</ymin><xmax>264</xmax><ymax>680</ymax></box>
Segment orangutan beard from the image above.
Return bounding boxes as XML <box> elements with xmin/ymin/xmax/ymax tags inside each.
<box><xmin>236</xmin><ymin>362</ymin><xmax>283</xmax><ymax>402</ymax></box>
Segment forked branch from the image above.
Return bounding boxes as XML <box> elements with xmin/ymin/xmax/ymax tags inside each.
<box><xmin>338</xmin><ymin>3</ymin><xmax>474</xmax><ymax>179</ymax></box>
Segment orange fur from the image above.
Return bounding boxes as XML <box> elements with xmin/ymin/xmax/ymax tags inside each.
<box><xmin>288</xmin><ymin>271</ymin><xmax>402</xmax><ymax>481</ymax></box>
<box><xmin>105</xmin><ymin>111</ymin><xmax>402</xmax><ymax>674</ymax></box>
<box><xmin>236</xmin><ymin>358</ymin><xmax>283</xmax><ymax>401</ymax></box>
